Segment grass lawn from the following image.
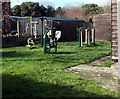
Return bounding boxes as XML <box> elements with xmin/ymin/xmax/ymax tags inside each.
<box><xmin>1</xmin><ymin>41</ymin><xmax>119</xmax><ymax>98</ymax></box>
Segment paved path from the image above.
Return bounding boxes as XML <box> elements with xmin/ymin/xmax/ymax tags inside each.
<box><xmin>66</xmin><ymin>56</ymin><xmax>119</xmax><ymax>93</ymax></box>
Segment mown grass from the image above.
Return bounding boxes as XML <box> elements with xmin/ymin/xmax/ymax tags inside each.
<box><xmin>1</xmin><ymin>42</ymin><xmax>119</xmax><ymax>98</ymax></box>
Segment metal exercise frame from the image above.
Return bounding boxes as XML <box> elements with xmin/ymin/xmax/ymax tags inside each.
<box><xmin>77</xmin><ymin>27</ymin><xmax>96</xmax><ymax>47</ymax></box>
<box><xmin>43</xmin><ymin>28</ymin><xmax>57</xmax><ymax>54</ymax></box>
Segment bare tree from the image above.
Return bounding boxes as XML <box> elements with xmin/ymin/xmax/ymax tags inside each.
<box><xmin>63</xmin><ymin>7</ymin><xmax>89</xmax><ymax>21</ymax></box>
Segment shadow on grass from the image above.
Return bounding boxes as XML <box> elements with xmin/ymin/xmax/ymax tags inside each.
<box><xmin>7</xmin><ymin>55</ymin><xmax>81</xmax><ymax>63</ymax></box>
<box><xmin>2</xmin><ymin>51</ymin><xmax>34</xmax><ymax>58</ymax></box>
<box><xmin>29</xmin><ymin>46</ymin><xmax>40</xmax><ymax>50</ymax></box>
<box><xmin>8</xmin><ymin>58</ymin><xmax>75</xmax><ymax>64</ymax></box>
<box><xmin>85</xmin><ymin>44</ymin><xmax>102</xmax><ymax>47</ymax></box>
<box><xmin>49</xmin><ymin>52</ymin><xmax>76</xmax><ymax>54</ymax></box>
<box><xmin>2</xmin><ymin>74</ymin><xmax>117</xmax><ymax>98</ymax></box>
<box><xmin>78</xmin><ymin>49</ymin><xmax>110</xmax><ymax>52</ymax></box>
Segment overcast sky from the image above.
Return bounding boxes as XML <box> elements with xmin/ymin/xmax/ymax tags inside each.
<box><xmin>11</xmin><ymin>0</ymin><xmax>110</xmax><ymax>8</ymax></box>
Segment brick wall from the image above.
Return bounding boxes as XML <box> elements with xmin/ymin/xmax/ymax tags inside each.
<box><xmin>111</xmin><ymin>0</ymin><xmax>118</xmax><ymax>61</ymax></box>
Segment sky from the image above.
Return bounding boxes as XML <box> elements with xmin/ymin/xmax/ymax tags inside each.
<box><xmin>11</xmin><ymin>0</ymin><xmax>110</xmax><ymax>8</ymax></box>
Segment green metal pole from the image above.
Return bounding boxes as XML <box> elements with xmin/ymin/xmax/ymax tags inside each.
<box><xmin>43</xmin><ymin>28</ymin><xmax>52</xmax><ymax>54</ymax></box>
<box><xmin>43</xmin><ymin>29</ymin><xmax>48</xmax><ymax>54</ymax></box>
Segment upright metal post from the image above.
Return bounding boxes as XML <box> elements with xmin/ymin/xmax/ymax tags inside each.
<box><xmin>85</xmin><ymin>29</ymin><xmax>88</xmax><ymax>45</ymax></box>
<box><xmin>81</xmin><ymin>29</ymin><xmax>83</xmax><ymax>46</ymax></box>
<box><xmin>92</xmin><ymin>28</ymin><xmax>94</xmax><ymax>43</ymax></box>
<box><xmin>92</xmin><ymin>28</ymin><xmax>95</xmax><ymax>44</ymax></box>
<box><xmin>43</xmin><ymin>29</ymin><xmax>48</xmax><ymax>54</ymax></box>
<box><xmin>88</xmin><ymin>29</ymin><xmax>90</xmax><ymax>45</ymax></box>
<box><xmin>43</xmin><ymin>35</ymin><xmax>46</xmax><ymax>54</ymax></box>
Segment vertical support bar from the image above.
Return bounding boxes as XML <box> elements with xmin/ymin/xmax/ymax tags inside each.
<box><xmin>43</xmin><ymin>28</ymin><xmax>52</xmax><ymax>54</ymax></box>
<box><xmin>92</xmin><ymin>28</ymin><xmax>94</xmax><ymax>43</ymax></box>
<box><xmin>43</xmin><ymin>28</ymin><xmax>49</xmax><ymax>54</ymax></box>
<box><xmin>34</xmin><ymin>23</ymin><xmax>36</xmax><ymax>43</ymax></box>
<box><xmin>87</xmin><ymin>29</ymin><xmax>90</xmax><ymax>44</ymax></box>
<box><xmin>92</xmin><ymin>28</ymin><xmax>95</xmax><ymax>44</ymax></box>
<box><xmin>85</xmin><ymin>29</ymin><xmax>88</xmax><ymax>45</ymax></box>
<box><xmin>43</xmin><ymin>35</ymin><xmax>46</xmax><ymax>54</ymax></box>
<box><xmin>17</xmin><ymin>21</ymin><xmax>20</xmax><ymax>38</ymax></box>
<box><xmin>81</xmin><ymin>29</ymin><xmax>83</xmax><ymax>46</ymax></box>
<box><xmin>43</xmin><ymin>29</ymin><xmax>48</xmax><ymax>54</ymax></box>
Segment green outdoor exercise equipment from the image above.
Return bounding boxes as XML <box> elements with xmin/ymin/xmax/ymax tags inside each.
<box><xmin>77</xmin><ymin>27</ymin><xmax>96</xmax><ymax>47</ymax></box>
<box><xmin>43</xmin><ymin>27</ymin><xmax>61</xmax><ymax>54</ymax></box>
